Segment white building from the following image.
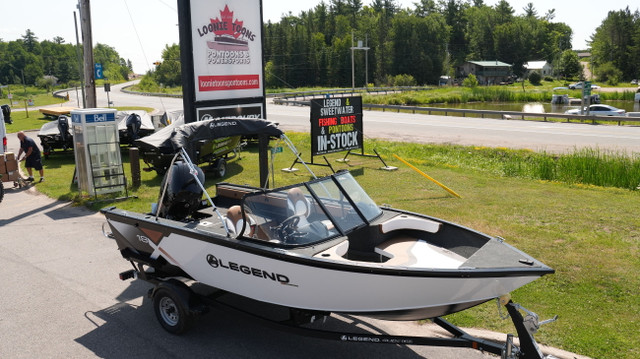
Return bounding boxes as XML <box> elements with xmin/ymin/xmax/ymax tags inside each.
<box><xmin>524</xmin><ymin>61</ymin><xmax>553</xmax><ymax>77</ymax></box>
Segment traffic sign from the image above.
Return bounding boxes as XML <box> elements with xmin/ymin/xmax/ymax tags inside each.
<box><xmin>583</xmin><ymin>81</ymin><xmax>591</xmax><ymax>97</ymax></box>
<box><xmin>94</xmin><ymin>63</ymin><xmax>104</xmax><ymax>79</ymax></box>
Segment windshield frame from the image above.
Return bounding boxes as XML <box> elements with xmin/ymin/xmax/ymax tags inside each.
<box><xmin>239</xmin><ymin>171</ymin><xmax>382</xmax><ymax>246</ymax></box>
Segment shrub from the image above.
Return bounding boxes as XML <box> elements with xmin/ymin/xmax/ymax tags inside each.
<box><xmin>596</xmin><ymin>62</ymin><xmax>622</xmax><ymax>86</ymax></box>
<box><xmin>528</xmin><ymin>71</ymin><xmax>542</xmax><ymax>86</ymax></box>
<box><xmin>462</xmin><ymin>74</ymin><xmax>478</xmax><ymax>88</ymax></box>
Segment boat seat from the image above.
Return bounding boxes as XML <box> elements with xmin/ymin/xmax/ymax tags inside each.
<box><xmin>379</xmin><ymin>214</ymin><xmax>442</xmax><ymax>234</ymax></box>
<box><xmin>225</xmin><ymin>205</ymin><xmax>255</xmax><ymax>237</ymax></box>
<box><xmin>287</xmin><ymin>187</ymin><xmax>311</xmax><ymax>227</ymax></box>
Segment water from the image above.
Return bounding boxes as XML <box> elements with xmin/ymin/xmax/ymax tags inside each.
<box><xmin>435</xmin><ymin>100</ymin><xmax>640</xmax><ymax>114</ymax></box>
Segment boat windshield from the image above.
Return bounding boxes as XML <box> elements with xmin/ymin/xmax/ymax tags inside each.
<box><xmin>241</xmin><ymin>172</ymin><xmax>382</xmax><ymax>246</ymax></box>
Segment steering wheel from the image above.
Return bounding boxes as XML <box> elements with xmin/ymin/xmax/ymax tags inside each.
<box><xmin>274</xmin><ymin>215</ymin><xmax>307</xmax><ymax>243</ymax></box>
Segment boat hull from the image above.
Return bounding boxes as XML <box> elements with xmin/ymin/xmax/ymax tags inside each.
<box><xmin>105</xmin><ymin>210</ymin><xmax>550</xmax><ymax>320</ymax></box>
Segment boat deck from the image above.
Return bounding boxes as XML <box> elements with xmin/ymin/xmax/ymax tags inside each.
<box><xmin>39</xmin><ymin>106</ymin><xmax>77</xmax><ymax>118</ymax></box>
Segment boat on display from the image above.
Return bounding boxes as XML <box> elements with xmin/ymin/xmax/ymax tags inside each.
<box><xmin>134</xmin><ymin>112</ymin><xmax>243</xmax><ymax>176</ymax></box>
<box><xmin>37</xmin><ymin>110</ymin><xmax>155</xmax><ymax>157</ymax></box>
<box><xmin>102</xmin><ymin>118</ymin><xmax>554</xmax><ymax>324</ymax></box>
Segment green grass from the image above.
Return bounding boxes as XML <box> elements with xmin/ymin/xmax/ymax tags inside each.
<box><xmin>1</xmin><ymin>85</ymin><xmax>67</xmax><ymax>107</ymax></box>
<box><xmin>21</xmin><ymin>133</ymin><xmax>640</xmax><ymax>359</ymax></box>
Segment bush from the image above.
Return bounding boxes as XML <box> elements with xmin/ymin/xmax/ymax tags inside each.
<box><xmin>384</xmin><ymin>74</ymin><xmax>417</xmax><ymax>87</ymax></box>
<box><xmin>462</xmin><ymin>74</ymin><xmax>478</xmax><ymax>88</ymax></box>
<box><xmin>528</xmin><ymin>71</ymin><xmax>542</xmax><ymax>86</ymax></box>
<box><xmin>596</xmin><ymin>62</ymin><xmax>622</xmax><ymax>85</ymax></box>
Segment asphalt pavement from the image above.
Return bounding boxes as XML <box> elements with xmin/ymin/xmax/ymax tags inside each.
<box><xmin>0</xmin><ymin>122</ymin><xmax>589</xmax><ymax>359</ymax></box>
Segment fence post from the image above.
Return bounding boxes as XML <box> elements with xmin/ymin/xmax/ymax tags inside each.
<box><xmin>129</xmin><ymin>147</ymin><xmax>141</xmax><ymax>188</ymax></box>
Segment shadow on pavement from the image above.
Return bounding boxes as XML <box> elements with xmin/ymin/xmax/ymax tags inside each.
<box><xmin>75</xmin><ymin>280</ymin><xmax>426</xmax><ymax>359</ymax></box>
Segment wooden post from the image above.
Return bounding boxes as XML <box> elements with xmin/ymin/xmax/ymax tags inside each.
<box><xmin>129</xmin><ymin>147</ymin><xmax>141</xmax><ymax>188</ymax></box>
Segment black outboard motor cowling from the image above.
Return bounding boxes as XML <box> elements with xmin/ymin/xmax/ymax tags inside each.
<box><xmin>58</xmin><ymin>115</ymin><xmax>70</xmax><ymax>142</ymax></box>
<box><xmin>158</xmin><ymin>161</ymin><xmax>205</xmax><ymax>220</ymax></box>
<box><xmin>126</xmin><ymin>113</ymin><xmax>142</xmax><ymax>144</ymax></box>
<box><xmin>1</xmin><ymin>104</ymin><xmax>11</xmax><ymax>124</ymax></box>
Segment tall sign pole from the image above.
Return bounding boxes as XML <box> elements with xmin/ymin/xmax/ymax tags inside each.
<box><xmin>79</xmin><ymin>0</ymin><xmax>96</xmax><ymax>108</ymax></box>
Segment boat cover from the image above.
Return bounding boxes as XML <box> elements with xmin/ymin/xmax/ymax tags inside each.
<box><xmin>38</xmin><ymin>119</ymin><xmax>65</xmax><ymax>137</ymax></box>
<box><xmin>170</xmin><ymin>118</ymin><xmax>282</xmax><ymax>151</ymax></box>
<box><xmin>134</xmin><ymin>115</ymin><xmax>185</xmax><ymax>154</ymax></box>
<box><xmin>116</xmin><ymin>110</ymin><xmax>154</xmax><ymax>131</ymax></box>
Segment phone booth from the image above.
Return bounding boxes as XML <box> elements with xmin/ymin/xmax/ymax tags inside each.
<box><xmin>71</xmin><ymin>108</ymin><xmax>126</xmax><ymax>196</ymax></box>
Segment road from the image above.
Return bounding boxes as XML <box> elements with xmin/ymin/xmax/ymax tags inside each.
<box><xmin>65</xmin><ymin>81</ymin><xmax>640</xmax><ymax>154</ymax></box>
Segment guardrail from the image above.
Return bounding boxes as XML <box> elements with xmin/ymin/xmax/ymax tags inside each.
<box><xmin>273</xmin><ymin>98</ymin><xmax>637</xmax><ymax>125</ymax></box>
<box><xmin>270</xmin><ymin>86</ymin><xmax>429</xmax><ymax>99</ymax></box>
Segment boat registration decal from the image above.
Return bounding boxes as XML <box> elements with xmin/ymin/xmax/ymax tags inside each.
<box><xmin>206</xmin><ymin>254</ymin><xmax>296</xmax><ymax>287</ymax></box>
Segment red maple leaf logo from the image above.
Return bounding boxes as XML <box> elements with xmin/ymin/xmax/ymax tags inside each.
<box><xmin>211</xmin><ymin>5</ymin><xmax>243</xmax><ymax>39</ymax></box>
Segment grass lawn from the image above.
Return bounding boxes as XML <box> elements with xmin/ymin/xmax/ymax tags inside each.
<box><xmin>21</xmin><ymin>132</ymin><xmax>640</xmax><ymax>359</ymax></box>
<box><xmin>1</xmin><ymin>85</ymin><xmax>67</xmax><ymax>108</ymax></box>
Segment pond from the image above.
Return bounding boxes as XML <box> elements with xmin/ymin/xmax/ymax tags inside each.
<box><xmin>434</xmin><ymin>100</ymin><xmax>640</xmax><ymax>114</ymax></box>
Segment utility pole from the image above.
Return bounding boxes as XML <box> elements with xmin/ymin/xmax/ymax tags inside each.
<box><xmin>79</xmin><ymin>0</ymin><xmax>96</xmax><ymax>108</ymax></box>
<box><xmin>73</xmin><ymin>10</ymin><xmax>86</xmax><ymax>108</ymax></box>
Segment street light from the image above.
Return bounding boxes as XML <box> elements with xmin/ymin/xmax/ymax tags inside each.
<box><xmin>350</xmin><ymin>33</ymin><xmax>370</xmax><ymax>90</ymax></box>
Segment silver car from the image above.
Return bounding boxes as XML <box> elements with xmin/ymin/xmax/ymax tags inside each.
<box><xmin>565</xmin><ymin>104</ymin><xmax>626</xmax><ymax>116</ymax></box>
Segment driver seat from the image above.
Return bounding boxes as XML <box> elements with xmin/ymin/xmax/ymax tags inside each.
<box><xmin>225</xmin><ymin>205</ymin><xmax>255</xmax><ymax>237</ymax></box>
<box><xmin>286</xmin><ymin>188</ymin><xmax>310</xmax><ymax>227</ymax></box>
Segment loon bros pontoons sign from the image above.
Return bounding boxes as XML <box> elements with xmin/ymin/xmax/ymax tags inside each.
<box><xmin>310</xmin><ymin>96</ymin><xmax>363</xmax><ymax>156</ymax></box>
<box><xmin>178</xmin><ymin>0</ymin><xmax>265</xmax><ymax>109</ymax></box>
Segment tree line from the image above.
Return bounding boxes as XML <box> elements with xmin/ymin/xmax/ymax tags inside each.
<box><xmin>262</xmin><ymin>0</ymin><xmax>640</xmax><ymax>88</ymax></box>
<box><xmin>0</xmin><ymin>29</ymin><xmax>132</xmax><ymax>91</ymax></box>
<box><xmin>262</xmin><ymin>0</ymin><xmax>577</xmax><ymax>88</ymax></box>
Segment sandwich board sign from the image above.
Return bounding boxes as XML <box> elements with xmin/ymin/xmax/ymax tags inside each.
<box><xmin>310</xmin><ymin>96</ymin><xmax>363</xmax><ymax>156</ymax></box>
<box><xmin>177</xmin><ymin>0</ymin><xmax>266</xmax><ymax>123</ymax></box>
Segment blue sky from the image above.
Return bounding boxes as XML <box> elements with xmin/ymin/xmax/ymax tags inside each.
<box><xmin>0</xmin><ymin>0</ymin><xmax>636</xmax><ymax>73</ymax></box>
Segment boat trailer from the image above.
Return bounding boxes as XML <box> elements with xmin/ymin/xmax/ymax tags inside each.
<box><xmin>118</xmin><ymin>265</ymin><xmax>558</xmax><ymax>359</ymax></box>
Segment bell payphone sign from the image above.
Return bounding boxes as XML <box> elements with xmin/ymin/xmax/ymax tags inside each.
<box><xmin>310</xmin><ymin>96</ymin><xmax>363</xmax><ymax>156</ymax></box>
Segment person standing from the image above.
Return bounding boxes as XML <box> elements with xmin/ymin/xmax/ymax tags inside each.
<box><xmin>17</xmin><ymin>131</ymin><xmax>44</xmax><ymax>182</ymax></box>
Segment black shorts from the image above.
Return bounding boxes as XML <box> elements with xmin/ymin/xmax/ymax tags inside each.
<box><xmin>26</xmin><ymin>155</ymin><xmax>43</xmax><ymax>171</ymax></box>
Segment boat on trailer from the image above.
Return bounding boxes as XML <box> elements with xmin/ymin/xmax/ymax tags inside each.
<box><xmin>101</xmin><ymin>118</ymin><xmax>556</xmax><ymax>357</ymax></box>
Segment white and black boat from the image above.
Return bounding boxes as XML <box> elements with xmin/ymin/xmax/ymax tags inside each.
<box><xmin>102</xmin><ymin>118</ymin><xmax>553</xmax><ymax>326</ymax></box>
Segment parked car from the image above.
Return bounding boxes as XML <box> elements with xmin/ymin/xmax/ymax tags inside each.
<box><xmin>568</xmin><ymin>82</ymin><xmax>583</xmax><ymax>89</ymax></box>
<box><xmin>565</xmin><ymin>104</ymin><xmax>627</xmax><ymax>116</ymax></box>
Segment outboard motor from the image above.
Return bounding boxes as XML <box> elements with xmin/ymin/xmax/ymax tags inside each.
<box><xmin>126</xmin><ymin>113</ymin><xmax>142</xmax><ymax>144</ymax></box>
<box><xmin>157</xmin><ymin>161</ymin><xmax>205</xmax><ymax>220</ymax></box>
<box><xmin>57</xmin><ymin>115</ymin><xmax>70</xmax><ymax>143</ymax></box>
<box><xmin>1</xmin><ymin>104</ymin><xmax>11</xmax><ymax>124</ymax></box>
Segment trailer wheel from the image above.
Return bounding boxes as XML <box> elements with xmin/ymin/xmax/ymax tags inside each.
<box><xmin>153</xmin><ymin>287</ymin><xmax>193</xmax><ymax>334</ymax></box>
<box><xmin>213</xmin><ymin>158</ymin><xmax>227</xmax><ymax>178</ymax></box>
